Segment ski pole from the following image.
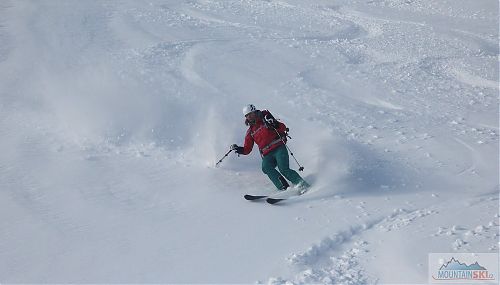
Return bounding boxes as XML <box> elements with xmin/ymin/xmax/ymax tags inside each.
<box><xmin>271</xmin><ymin>126</ymin><xmax>305</xmax><ymax>171</ymax></box>
<box><xmin>215</xmin><ymin>149</ymin><xmax>233</xmax><ymax>167</ymax></box>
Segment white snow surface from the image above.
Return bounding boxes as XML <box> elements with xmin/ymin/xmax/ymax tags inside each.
<box><xmin>0</xmin><ymin>0</ymin><xmax>498</xmax><ymax>283</ymax></box>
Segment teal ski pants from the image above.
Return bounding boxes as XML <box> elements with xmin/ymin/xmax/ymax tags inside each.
<box><xmin>261</xmin><ymin>145</ymin><xmax>306</xmax><ymax>190</ymax></box>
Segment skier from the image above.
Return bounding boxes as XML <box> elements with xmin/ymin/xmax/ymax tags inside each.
<box><xmin>231</xmin><ymin>104</ymin><xmax>310</xmax><ymax>191</ymax></box>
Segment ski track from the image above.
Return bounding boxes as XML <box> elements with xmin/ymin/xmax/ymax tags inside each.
<box><xmin>453</xmin><ymin>137</ymin><xmax>479</xmax><ymax>177</ymax></box>
<box><xmin>271</xmin><ymin>195</ymin><xmax>499</xmax><ymax>284</ymax></box>
<box><xmin>270</xmin><ymin>207</ymin><xmax>438</xmax><ymax>284</ymax></box>
<box><xmin>179</xmin><ymin>42</ymin><xmax>221</xmax><ymax>94</ymax></box>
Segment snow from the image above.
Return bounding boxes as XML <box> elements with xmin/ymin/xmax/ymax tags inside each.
<box><xmin>0</xmin><ymin>0</ymin><xmax>498</xmax><ymax>283</ymax></box>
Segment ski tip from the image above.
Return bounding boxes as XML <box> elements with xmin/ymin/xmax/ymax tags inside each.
<box><xmin>244</xmin><ymin>194</ymin><xmax>267</xmax><ymax>201</ymax></box>
<box><xmin>266</xmin><ymin>198</ymin><xmax>285</xmax><ymax>205</ymax></box>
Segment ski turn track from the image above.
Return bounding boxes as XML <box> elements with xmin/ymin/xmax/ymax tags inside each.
<box><xmin>268</xmin><ymin>207</ymin><xmax>438</xmax><ymax>284</ymax></box>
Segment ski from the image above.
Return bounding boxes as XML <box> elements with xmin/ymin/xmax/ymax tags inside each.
<box><xmin>245</xmin><ymin>187</ymin><xmax>310</xmax><ymax>204</ymax></box>
<box><xmin>244</xmin><ymin>194</ymin><xmax>268</xmax><ymax>201</ymax></box>
<box><xmin>266</xmin><ymin>187</ymin><xmax>310</xmax><ymax>204</ymax></box>
<box><xmin>266</xmin><ymin>197</ymin><xmax>286</xmax><ymax>204</ymax></box>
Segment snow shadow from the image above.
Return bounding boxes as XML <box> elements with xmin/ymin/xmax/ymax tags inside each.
<box><xmin>281</xmin><ymin>122</ymin><xmax>421</xmax><ymax>202</ymax></box>
<box><xmin>335</xmin><ymin>142</ymin><xmax>417</xmax><ymax>197</ymax></box>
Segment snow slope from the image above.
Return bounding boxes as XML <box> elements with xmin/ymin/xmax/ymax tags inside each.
<box><xmin>0</xmin><ymin>0</ymin><xmax>498</xmax><ymax>283</ymax></box>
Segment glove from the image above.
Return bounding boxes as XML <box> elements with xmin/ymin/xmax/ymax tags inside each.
<box><xmin>264</xmin><ymin>114</ymin><xmax>278</xmax><ymax>129</ymax></box>
<box><xmin>230</xmin><ymin>144</ymin><xmax>244</xmax><ymax>154</ymax></box>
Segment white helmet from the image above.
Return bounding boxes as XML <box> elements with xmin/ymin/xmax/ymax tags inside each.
<box><xmin>242</xmin><ymin>104</ymin><xmax>256</xmax><ymax>116</ymax></box>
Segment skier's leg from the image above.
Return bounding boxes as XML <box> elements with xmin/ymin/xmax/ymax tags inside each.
<box><xmin>262</xmin><ymin>154</ymin><xmax>288</xmax><ymax>190</ymax></box>
<box><xmin>275</xmin><ymin>145</ymin><xmax>309</xmax><ymax>187</ymax></box>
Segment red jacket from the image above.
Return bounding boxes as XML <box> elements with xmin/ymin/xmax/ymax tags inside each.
<box><xmin>241</xmin><ymin>111</ymin><xmax>288</xmax><ymax>157</ymax></box>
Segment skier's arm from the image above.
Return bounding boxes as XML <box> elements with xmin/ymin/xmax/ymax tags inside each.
<box><xmin>241</xmin><ymin>130</ymin><xmax>255</xmax><ymax>155</ymax></box>
<box><xmin>276</xmin><ymin>122</ymin><xmax>287</xmax><ymax>136</ymax></box>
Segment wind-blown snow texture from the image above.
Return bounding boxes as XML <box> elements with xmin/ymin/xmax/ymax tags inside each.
<box><xmin>0</xmin><ymin>0</ymin><xmax>498</xmax><ymax>283</ymax></box>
